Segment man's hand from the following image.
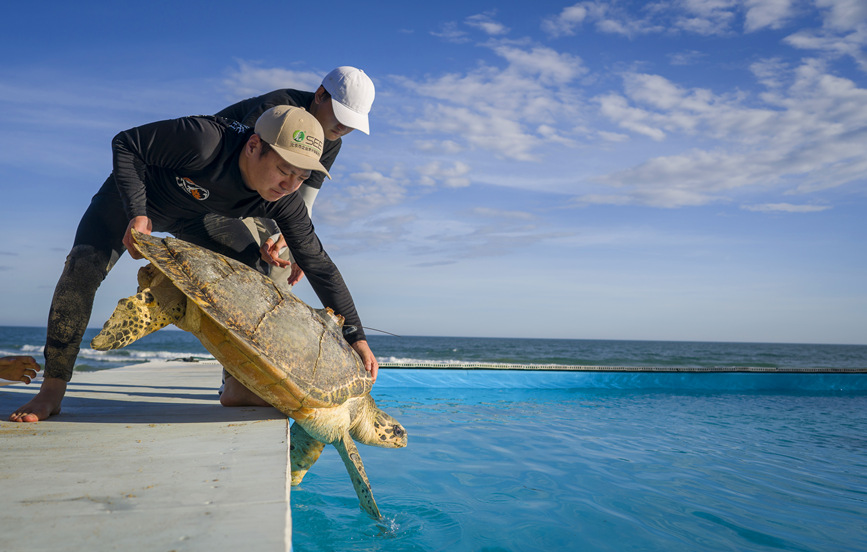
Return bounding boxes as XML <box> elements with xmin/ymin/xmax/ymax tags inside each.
<box><xmin>123</xmin><ymin>216</ymin><xmax>153</xmax><ymax>259</ymax></box>
<box><xmin>351</xmin><ymin>340</ymin><xmax>379</xmax><ymax>383</ymax></box>
<box><xmin>259</xmin><ymin>233</ymin><xmax>291</xmax><ymax>268</ymax></box>
<box><xmin>286</xmin><ymin>263</ymin><xmax>305</xmax><ymax>286</ymax></box>
<box><xmin>0</xmin><ymin>355</ymin><xmax>40</xmax><ymax>384</ymax></box>
<box><xmin>259</xmin><ymin>234</ymin><xmax>306</xmax><ymax>286</ymax></box>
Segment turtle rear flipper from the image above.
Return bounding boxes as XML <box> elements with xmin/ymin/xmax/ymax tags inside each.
<box><xmin>289</xmin><ymin>422</ymin><xmax>326</xmax><ymax>485</ymax></box>
<box><xmin>334</xmin><ymin>433</ymin><xmax>382</xmax><ymax>519</ymax></box>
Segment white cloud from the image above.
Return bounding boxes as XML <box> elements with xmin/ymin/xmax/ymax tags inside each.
<box><xmin>537</xmin><ymin>124</ymin><xmax>576</xmax><ymax>147</ymax></box>
<box><xmin>743</xmin><ymin>0</ymin><xmax>796</xmax><ymax>32</ymax></box>
<box><xmin>816</xmin><ymin>0</ymin><xmax>867</xmax><ymax>31</ymax></box>
<box><xmin>677</xmin><ymin>0</ymin><xmax>739</xmax><ymax>35</ymax></box>
<box><xmin>785</xmin><ymin>26</ymin><xmax>867</xmax><ymax>71</ymax></box>
<box><xmin>592</xmin><ymin>3</ymin><xmax>666</xmax><ymax>37</ymax></box>
<box><xmin>541</xmin><ymin>4</ymin><xmax>590</xmax><ymax>37</ymax></box>
<box><xmin>394</xmin><ymin>41</ymin><xmax>586</xmax><ymax>161</ymax></box>
<box><xmin>315</xmin><ymin>194</ymin><xmax>569</xmax><ymax>263</ymax></box>
<box><xmin>586</xmin><ymin>149</ymin><xmax>750</xmax><ymax>208</ymax></box>
<box><xmin>585</xmin><ymin>60</ymin><xmax>867</xmax><ymax>207</ymax></box>
<box><xmin>668</xmin><ymin>49</ymin><xmax>708</xmax><ymax>65</ymax></box>
<box><xmin>315</xmin><ymin>166</ymin><xmax>410</xmax><ymax>225</ymax></box>
<box><xmin>465</xmin><ymin>12</ymin><xmax>510</xmax><ymax>36</ymax></box>
<box><xmin>410</xmin><ymin>103</ymin><xmax>538</xmax><ymax>161</ymax></box>
<box><xmin>750</xmin><ymin>57</ymin><xmax>790</xmax><ymax>88</ymax></box>
<box><xmin>596</xmin><ymin>93</ymin><xmax>668</xmax><ymax>140</ymax></box>
<box><xmin>490</xmin><ymin>43</ymin><xmax>586</xmax><ymax>85</ymax></box>
<box><xmin>383</xmin><ymin>3</ymin><xmax>867</xmax><ymax>217</ymax></box>
<box><xmin>430</xmin><ymin>21</ymin><xmax>470</xmax><ymax>43</ymax></box>
<box><xmin>417</xmin><ymin>161</ymin><xmax>472</xmax><ymax>188</ymax></box>
<box><xmin>541</xmin><ymin>0</ymin><xmax>823</xmax><ymax>38</ymax></box>
<box><xmin>543</xmin><ymin>0</ymin><xmax>740</xmax><ymax>38</ymax></box>
<box><xmin>223</xmin><ymin>61</ymin><xmax>322</xmax><ymax>97</ymax></box>
<box><xmin>741</xmin><ymin>202</ymin><xmax>832</xmax><ymax>212</ymax></box>
<box><xmin>598</xmin><ymin>130</ymin><xmax>630</xmax><ymax>142</ymax></box>
<box><xmin>414</xmin><ymin>140</ymin><xmax>465</xmax><ymax>154</ymax></box>
<box><xmin>417</xmin><ymin>218</ymin><xmax>572</xmax><ymax>261</ymax></box>
<box><xmin>472</xmin><ymin>207</ymin><xmax>535</xmax><ymax>220</ymax></box>
<box><xmin>781</xmin><ymin>0</ymin><xmax>867</xmax><ymax>71</ymax></box>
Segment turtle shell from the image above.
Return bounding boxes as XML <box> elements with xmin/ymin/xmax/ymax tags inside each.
<box><xmin>132</xmin><ymin>231</ymin><xmax>372</xmax><ymax>410</ymax></box>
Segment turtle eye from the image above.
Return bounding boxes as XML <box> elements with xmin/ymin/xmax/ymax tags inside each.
<box><xmin>392</xmin><ymin>425</ymin><xmax>405</xmax><ymax>437</ymax></box>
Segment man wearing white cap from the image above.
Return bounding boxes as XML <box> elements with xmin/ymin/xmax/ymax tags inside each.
<box><xmin>214</xmin><ymin>66</ymin><xmax>375</xmax><ymax>286</ymax></box>
<box><xmin>10</xmin><ymin>106</ymin><xmax>378</xmax><ymax>423</ymax></box>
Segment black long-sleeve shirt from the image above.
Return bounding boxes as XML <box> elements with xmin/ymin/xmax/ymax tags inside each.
<box><xmin>111</xmin><ymin>115</ymin><xmax>365</xmax><ymax>343</ymax></box>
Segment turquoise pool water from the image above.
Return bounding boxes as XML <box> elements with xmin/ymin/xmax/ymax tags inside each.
<box><xmin>291</xmin><ymin>386</ymin><xmax>866</xmax><ymax>551</ymax></box>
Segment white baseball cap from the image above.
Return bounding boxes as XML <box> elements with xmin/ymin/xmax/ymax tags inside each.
<box><xmin>321</xmin><ymin>66</ymin><xmax>375</xmax><ymax>135</ymax></box>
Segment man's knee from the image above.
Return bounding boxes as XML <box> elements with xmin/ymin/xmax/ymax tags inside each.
<box><xmin>219</xmin><ymin>376</ymin><xmax>270</xmax><ymax>407</ymax></box>
<box><xmin>64</xmin><ymin>245</ymin><xmax>115</xmax><ymax>282</ymax></box>
<box><xmin>43</xmin><ymin>244</ymin><xmax>117</xmax><ymax>380</ymax></box>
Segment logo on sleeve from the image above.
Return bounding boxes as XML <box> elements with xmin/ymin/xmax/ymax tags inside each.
<box><xmin>176</xmin><ymin>177</ymin><xmax>210</xmax><ymax>200</ymax></box>
<box><xmin>228</xmin><ymin>121</ymin><xmax>249</xmax><ymax>134</ymax></box>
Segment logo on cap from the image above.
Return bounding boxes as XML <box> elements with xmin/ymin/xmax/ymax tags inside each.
<box><xmin>253</xmin><ymin>105</ymin><xmax>332</xmax><ymax>179</ymax></box>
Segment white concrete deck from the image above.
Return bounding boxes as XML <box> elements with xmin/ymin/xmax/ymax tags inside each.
<box><xmin>0</xmin><ymin>361</ymin><xmax>291</xmax><ymax>552</ymax></box>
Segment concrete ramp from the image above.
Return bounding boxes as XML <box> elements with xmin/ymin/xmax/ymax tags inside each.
<box><xmin>0</xmin><ymin>361</ymin><xmax>291</xmax><ymax>552</ymax></box>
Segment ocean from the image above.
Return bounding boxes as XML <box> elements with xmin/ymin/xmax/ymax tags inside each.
<box><xmin>3</xmin><ymin>325</ymin><xmax>866</xmax><ymax>375</ymax></box>
<box><xmin>3</xmin><ymin>326</ymin><xmax>866</xmax><ymax>551</ymax></box>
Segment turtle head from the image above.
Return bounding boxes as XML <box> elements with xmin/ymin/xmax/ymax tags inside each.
<box><xmin>371</xmin><ymin>409</ymin><xmax>407</xmax><ymax>449</ymax></box>
<box><xmin>349</xmin><ymin>395</ymin><xmax>407</xmax><ymax>449</ymax></box>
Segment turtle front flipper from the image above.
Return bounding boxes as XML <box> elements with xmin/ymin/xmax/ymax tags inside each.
<box><xmin>334</xmin><ymin>433</ymin><xmax>382</xmax><ymax>519</ymax></box>
<box><xmin>289</xmin><ymin>422</ymin><xmax>326</xmax><ymax>485</ymax></box>
<box><xmin>91</xmin><ymin>270</ymin><xmax>186</xmax><ymax>350</ymax></box>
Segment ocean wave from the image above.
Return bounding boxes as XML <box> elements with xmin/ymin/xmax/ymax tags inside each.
<box><xmin>77</xmin><ymin>348</ymin><xmax>215</xmax><ymax>363</ymax></box>
<box><xmin>1</xmin><ymin>345</ymin><xmax>43</xmax><ymax>358</ymax></box>
<box><xmin>1</xmin><ymin>345</ymin><xmax>214</xmax><ymax>365</ymax></box>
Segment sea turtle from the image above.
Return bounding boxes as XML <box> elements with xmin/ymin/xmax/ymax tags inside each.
<box><xmin>91</xmin><ymin>230</ymin><xmax>407</xmax><ymax>519</ymax></box>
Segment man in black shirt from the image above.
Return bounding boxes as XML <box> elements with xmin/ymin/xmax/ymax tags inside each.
<box><xmin>9</xmin><ymin>106</ymin><xmax>378</xmax><ymax>422</ymax></box>
<box><xmin>217</xmin><ymin>66</ymin><xmax>375</xmax><ymax>287</ymax></box>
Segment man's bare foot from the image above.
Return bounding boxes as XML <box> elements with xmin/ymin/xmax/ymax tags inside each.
<box><xmin>219</xmin><ymin>375</ymin><xmax>271</xmax><ymax>407</ymax></box>
<box><xmin>9</xmin><ymin>376</ymin><xmax>66</xmax><ymax>422</ymax></box>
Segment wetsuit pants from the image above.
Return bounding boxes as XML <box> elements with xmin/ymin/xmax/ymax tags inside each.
<box><xmin>44</xmin><ymin>177</ymin><xmax>269</xmax><ymax>381</ymax></box>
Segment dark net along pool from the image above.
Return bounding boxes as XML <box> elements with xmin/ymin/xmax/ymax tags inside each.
<box><xmin>290</xmin><ymin>383</ymin><xmax>866</xmax><ymax>552</ymax></box>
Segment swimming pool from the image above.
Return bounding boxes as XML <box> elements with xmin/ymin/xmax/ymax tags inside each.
<box><xmin>5</xmin><ymin>327</ymin><xmax>862</xmax><ymax>549</ymax></box>
<box><xmin>290</xmin><ymin>381</ymin><xmax>866</xmax><ymax>551</ymax></box>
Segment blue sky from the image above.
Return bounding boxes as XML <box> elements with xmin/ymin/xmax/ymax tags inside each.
<box><xmin>1</xmin><ymin>1</ymin><xmax>865</xmax><ymax>344</ymax></box>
